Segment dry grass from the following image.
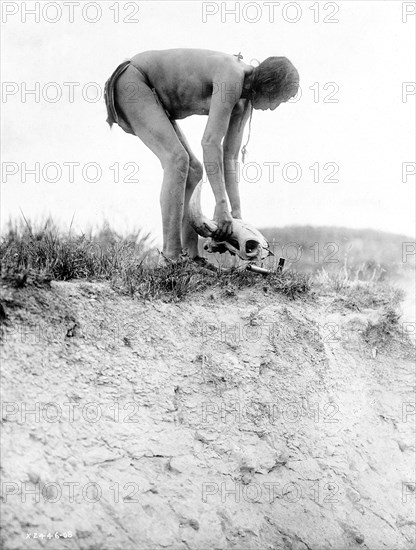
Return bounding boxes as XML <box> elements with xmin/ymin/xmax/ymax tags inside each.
<box><xmin>363</xmin><ymin>307</ymin><xmax>402</xmax><ymax>349</ymax></box>
<box><xmin>1</xmin><ymin>220</ymin><xmax>311</xmax><ymax>302</ymax></box>
<box><xmin>1</xmin><ymin>219</ymin><xmax>156</xmax><ymax>287</ymax></box>
<box><xmin>314</xmin><ymin>264</ymin><xmax>406</xmax><ymax>349</ymax></box>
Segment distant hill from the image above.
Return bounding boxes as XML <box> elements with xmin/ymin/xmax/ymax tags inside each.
<box><xmin>256</xmin><ymin>225</ymin><xmax>415</xmax><ymax>277</ymax></box>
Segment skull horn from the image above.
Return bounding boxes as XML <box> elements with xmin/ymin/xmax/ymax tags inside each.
<box><xmin>188</xmin><ymin>180</ymin><xmax>217</xmax><ymax>238</ymax></box>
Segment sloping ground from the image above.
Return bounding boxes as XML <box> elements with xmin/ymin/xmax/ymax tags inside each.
<box><xmin>1</xmin><ymin>281</ymin><xmax>415</xmax><ymax>550</ymax></box>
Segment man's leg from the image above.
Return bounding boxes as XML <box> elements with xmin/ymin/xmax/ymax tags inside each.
<box><xmin>171</xmin><ymin>121</ymin><xmax>203</xmax><ymax>258</ymax></box>
<box><xmin>115</xmin><ymin>66</ymin><xmax>189</xmax><ymax>259</ymax></box>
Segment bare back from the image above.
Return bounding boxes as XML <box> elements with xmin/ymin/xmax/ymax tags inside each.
<box><xmin>130</xmin><ymin>48</ymin><xmax>253</xmax><ymax>120</ymax></box>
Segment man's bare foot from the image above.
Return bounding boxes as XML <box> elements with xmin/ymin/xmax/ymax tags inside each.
<box><xmin>157</xmin><ymin>251</ymin><xmax>189</xmax><ymax>268</ymax></box>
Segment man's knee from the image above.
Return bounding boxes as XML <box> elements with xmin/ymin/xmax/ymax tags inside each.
<box><xmin>188</xmin><ymin>159</ymin><xmax>203</xmax><ymax>187</ymax></box>
<box><xmin>164</xmin><ymin>147</ymin><xmax>190</xmax><ymax>179</ymax></box>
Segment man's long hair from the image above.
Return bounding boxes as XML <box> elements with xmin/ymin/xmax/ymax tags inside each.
<box><xmin>251</xmin><ymin>57</ymin><xmax>299</xmax><ymax>101</ymax></box>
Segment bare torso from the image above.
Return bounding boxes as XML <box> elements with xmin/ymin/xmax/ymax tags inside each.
<box><xmin>130</xmin><ymin>48</ymin><xmax>254</xmax><ymax>119</ymax></box>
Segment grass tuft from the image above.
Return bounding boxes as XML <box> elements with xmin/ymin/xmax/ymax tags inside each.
<box><xmin>218</xmin><ymin>268</ymin><xmax>311</xmax><ymax>300</ymax></box>
<box><xmin>363</xmin><ymin>307</ymin><xmax>402</xmax><ymax>349</ymax></box>
<box><xmin>1</xmin><ymin>221</ymin><xmax>311</xmax><ymax>302</ymax></box>
<box><xmin>111</xmin><ymin>257</ymin><xmax>212</xmax><ymax>301</ymax></box>
<box><xmin>1</xmin><ymin>220</ymin><xmax>156</xmax><ymax>287</ymax></box>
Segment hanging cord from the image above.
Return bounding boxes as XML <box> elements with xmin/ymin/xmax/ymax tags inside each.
<box><xmin>233</xmin><ymin>52</ymin><xmax>254</xmax><ymax>164</ymax></box>
<box><xmin>240</xmin><ymin>100</ymin><xmax>253</xmax><ymax>164</ymax></box>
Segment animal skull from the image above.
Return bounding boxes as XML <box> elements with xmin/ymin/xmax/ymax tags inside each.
<box><xmin>188</xmin><ymin>181</ymin><xmax>272</xmax><ymax>262</ymax></box>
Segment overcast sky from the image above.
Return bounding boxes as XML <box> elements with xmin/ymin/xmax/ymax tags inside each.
<box><xmin>1</xmin><ymin>0</ymin><xmax>415</xmax><ymax>241</ymax></box>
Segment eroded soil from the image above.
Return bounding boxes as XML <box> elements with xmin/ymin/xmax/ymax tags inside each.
<box><xmin>1</xmin><ymin>281</ymin><xmax>415</xmax><ymax>549</ymax></box>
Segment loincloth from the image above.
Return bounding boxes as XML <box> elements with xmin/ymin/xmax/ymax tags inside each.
<box><xmin>104</xmin><ymin>60</ymin><xmax>173</xmax><ymax>135</ymax></box>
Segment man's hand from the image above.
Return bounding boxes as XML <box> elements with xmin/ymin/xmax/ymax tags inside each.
<box><xmin>213</xmin><ymin>204</ymin><xmax>233</xmax><ymax>240</ymax></box>
<box><xmin>231</xmin><ymin>209</ymin><xmax>242</xmax><ymax>220</ymax></box>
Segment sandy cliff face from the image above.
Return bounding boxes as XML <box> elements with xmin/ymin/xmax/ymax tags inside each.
<box><xmin>1</xmin><ymin>281</ymin><xmax>415</xmax><ymax>550</ymax></box>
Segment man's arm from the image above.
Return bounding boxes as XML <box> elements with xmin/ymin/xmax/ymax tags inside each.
<box><xmin>223</xmin><ymin>101</ymin><xmax>251</xmax><ymax>219</ymax></box>
<box><xmin>201</xmin><ymin>70</ymin><xmax>242</xmax><ymax>239</ymax></box>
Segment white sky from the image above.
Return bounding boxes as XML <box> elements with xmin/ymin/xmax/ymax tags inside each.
<box><xmin>1</xmin><ymin>0</ymin><xmax>415</xmax><ymax>241</ymax></box>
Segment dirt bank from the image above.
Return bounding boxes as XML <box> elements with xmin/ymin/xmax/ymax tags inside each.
<box><xmin>1</xmin><ymin>280</ymin><xmax>415</xmax><ymax>549</ymax></box>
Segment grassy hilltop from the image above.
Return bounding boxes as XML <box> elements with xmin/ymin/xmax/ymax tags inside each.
<box><xmin>1</xmin><ymin>219</ymin><xmax>414</xmax><ymax>295</ymax></box>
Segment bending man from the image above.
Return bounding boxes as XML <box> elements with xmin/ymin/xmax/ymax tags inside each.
<box><xmin>104</xmin><ymin>48</ymin><xmax>299</xmax><ymax>262</ymax></box>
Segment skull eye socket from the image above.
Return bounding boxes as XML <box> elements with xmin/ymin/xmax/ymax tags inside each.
<box><xmin>227</xmin><ymin>238</ymin><xmax>240</xmax><ymax>251</ymax></box>
<box><xmin>245</xmin><ymin>240</ymin><xmax>259</xmax><ymax>255</ymax></box>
